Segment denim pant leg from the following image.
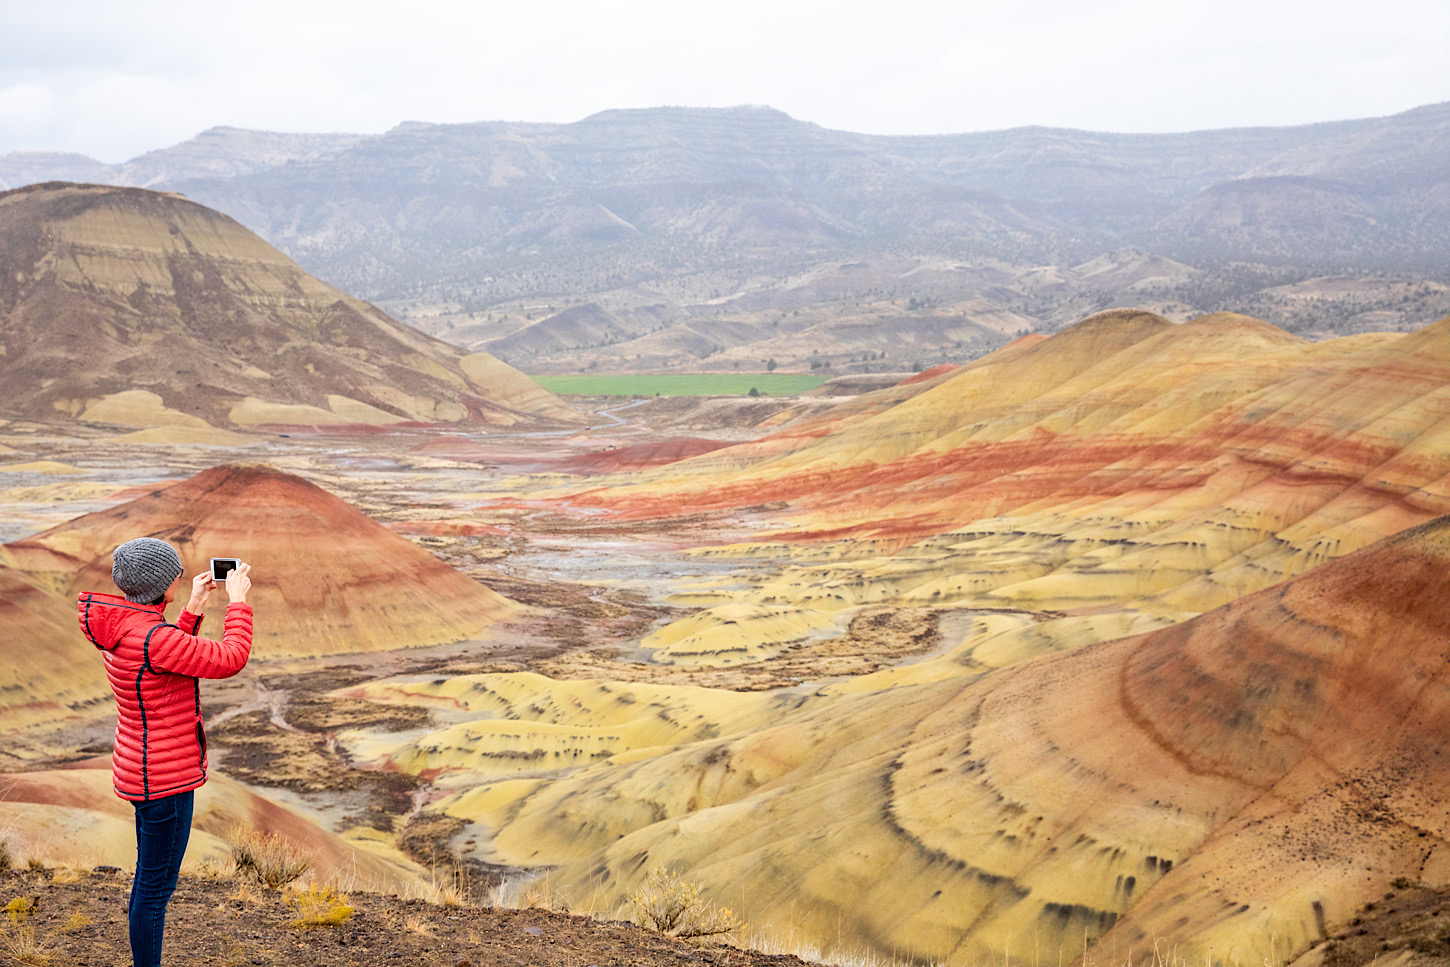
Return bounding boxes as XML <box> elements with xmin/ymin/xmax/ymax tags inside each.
<box><xmin>128</xmin><ymin>791</ymin><xmax>194</xmax><ymax>967</ymax></box>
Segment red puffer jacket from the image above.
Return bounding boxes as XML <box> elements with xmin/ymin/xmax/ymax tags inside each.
<box><xmin>78</xmin><ymin>592</ymin><xmax>253</xmax><ymax>801</ymax></box>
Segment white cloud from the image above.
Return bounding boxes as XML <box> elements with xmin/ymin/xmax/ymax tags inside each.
<box><xmin>0</xmin><ymin>84</ymin><xmax>57</xmax><ymax>125</ymax></box>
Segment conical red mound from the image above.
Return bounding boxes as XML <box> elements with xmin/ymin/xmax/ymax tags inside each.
<box><xmin>6</xmin><ymin>464</ymin><xmax>515</xmax><ymax>657</ymax></box>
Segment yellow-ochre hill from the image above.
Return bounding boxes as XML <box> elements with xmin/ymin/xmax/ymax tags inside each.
<box><xmin>0</xmin><ymin>181</ymin><xmax>582</xmax><ymax>433</ymax></box>
<box><xmin>337</xmin><ymin>308</ymin><xmax>1450</xmax><ymax>966</ymax></box>
<box><xmin>561</xmin><ymin>309</ymin><xmax>1450</xmax><ymax>616</ymax></box>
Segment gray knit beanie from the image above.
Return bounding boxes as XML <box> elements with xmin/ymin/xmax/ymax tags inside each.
<box><xmin>112</xmin><ymin>538</ymin><xmax>184</xmax><ymax>604</ymax></box>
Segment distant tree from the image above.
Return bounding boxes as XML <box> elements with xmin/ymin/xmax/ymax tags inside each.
<box><xmin>748</xmin><ymin>387</ymin><xmax>760</xmax><ymax>397</ymax></box>
<box><xmin>766</xmin><ymin>359</ymin><xmax>777</xmax><ymax>372</ymax></box>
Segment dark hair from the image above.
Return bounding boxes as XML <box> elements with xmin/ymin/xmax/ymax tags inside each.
<box><xmin>146</xmin><ymin>593</ymin><xmax>166</xmax><ymax>606</ymax></box>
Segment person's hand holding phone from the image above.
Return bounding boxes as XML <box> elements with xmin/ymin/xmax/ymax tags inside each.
<box><xmin>225</xmin><ymin>562</ymin><xmax>252</xmax><ymax>605</ymax></box>
<box><xmin>184</xmin><ymin>571</ymin><xmax>217</xmax><ymax>614</ymax></box>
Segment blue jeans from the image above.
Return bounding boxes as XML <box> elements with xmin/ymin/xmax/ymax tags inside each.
<box><xmin>129</xmin><ymin>791</ymin><xmax>193</xmax><ymax>967</ymax></box>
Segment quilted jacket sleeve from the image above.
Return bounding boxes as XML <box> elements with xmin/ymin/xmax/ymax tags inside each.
<box><xmin>147</xmin><ymin>603</ymin><xmax>254</xmax><ymax>679</ymax></box>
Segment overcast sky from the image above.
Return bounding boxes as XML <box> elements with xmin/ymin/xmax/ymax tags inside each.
<box><xmin>3</xmin><ymin>0</ymin><xmax>1448</xmax><ymax>162</ymax></box>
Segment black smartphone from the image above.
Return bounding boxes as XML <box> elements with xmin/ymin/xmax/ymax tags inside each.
<box><xmin>210</xmin><ymin>558</ymin><xmax>240</xmax><ymax>581</ymax></box>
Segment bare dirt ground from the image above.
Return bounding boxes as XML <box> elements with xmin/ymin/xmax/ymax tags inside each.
<box><xmin>0</xmin><ymin>868</ymin><xmax>810</xmax><ymax>967</ymax></box>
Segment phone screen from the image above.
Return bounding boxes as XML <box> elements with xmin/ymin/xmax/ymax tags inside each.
<box><xmin>211</xmin><ymin>558</ymin><xmax>239</xmax><ymax>581</ymax></box>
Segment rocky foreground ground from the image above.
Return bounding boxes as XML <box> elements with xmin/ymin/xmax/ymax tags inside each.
<box><xmin>7</xmin><ymin>865</ymin><xmax>1450</xmax><ymax>967</ymax></box>
<box><xmin>0</xmin><ymin>868</ymin><xmax>812</xmax><ymax>967</ymax></box>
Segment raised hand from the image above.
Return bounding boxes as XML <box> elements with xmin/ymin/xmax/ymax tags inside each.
<box><xmin>225</xmin><ymin>562</ymin><xmax>252</xmax><ymax>605</ymax></box>
<box><xmin>184</xmin><ymin>571</ymin><xmax>216</xmax><ymax>614</ymax></box>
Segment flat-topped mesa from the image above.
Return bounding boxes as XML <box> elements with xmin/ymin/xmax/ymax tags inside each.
<box><xmin>0</xmin><ymin>181</ymin><xmax>582</xmax><ymax>430</ymax></box>
<box><xmin>5</xmin><ymin>464</ymin><xmax>515</xmax><ymax>657</ymax></box>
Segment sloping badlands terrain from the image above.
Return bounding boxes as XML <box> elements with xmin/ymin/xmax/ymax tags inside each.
<box><xmin>5</xmin><ymin>295</ymin><xmax>1450</xmax><ymax>965</ymax></box>
<box><xmin>2</xmin><ymin>464</ymin><xmax>514</xmax><ymax>711</ymax></box>
<box><xmin>559</xmin><ymin>309</ymin><xmax>1450</xmax><ymax>614</ymax></box>
<box><xmin>312</xmin><ymin>310</ymin><xmax>1450</xmax><ymax>965</ymax></box>
<box><xmin>0</xmin><ymin>182</ymin><xmax>581</xmax><ymax>432</ymax></box>
<box><xmin>384</xmin><ymin>515</ymin><xmax>1450</xmax><ymax>966</ymax></box>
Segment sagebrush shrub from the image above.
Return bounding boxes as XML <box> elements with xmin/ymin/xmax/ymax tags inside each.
<box><xmin>227</xmin><ymin>828</ymin><xmax>310</xmax><ymax>890</ymax></box>
<box><xmin>629</xmin><ymin>868</ymin><xmax>738</xmax><ymax>939</ymax></box>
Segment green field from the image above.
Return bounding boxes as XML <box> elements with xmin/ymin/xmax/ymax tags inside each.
<box><xmin>530</xmin><ymin>373</ymin><xmax>827</xmax><ymax>397</ymax></box>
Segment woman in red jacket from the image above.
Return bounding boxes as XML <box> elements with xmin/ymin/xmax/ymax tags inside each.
<box><xmin>78</xmin><ymin>537</ymin><xmax>254</xmax><ymax>967</ymax></box>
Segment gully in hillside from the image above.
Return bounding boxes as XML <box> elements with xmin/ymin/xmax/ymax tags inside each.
<box><xmin>77</xmin><ymin>537</ymin><xmax>255</xmax><ymax>967</ymax></box>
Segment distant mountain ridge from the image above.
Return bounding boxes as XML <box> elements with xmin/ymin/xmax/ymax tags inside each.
<box><xmin>4</xmin><ymin>103</ymin><xmax>1447</xmax><ymax>290</ymax></box>
<box><xmin>0</xmin><ymin>127</ymin><xmax>365</xmax><ymax>191</ymax></box>
<box><xmin>4</xmin><ymin>104</ymin><xmax>1448</xmax><ymax>375</ymax></box>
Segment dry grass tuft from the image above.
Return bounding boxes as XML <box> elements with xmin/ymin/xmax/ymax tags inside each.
<box><xmin>285</xmin><ymin>885</ymin><xmax>355</xmax><ymax>929</ymax></box>
<box><xmin>521</xmin><ymin>877</ymin><xmax>572</xmax><ymax>912</ymax></box>
<box><xmin>227</xmin><ymin>827</ymin><xmax>311</xmax><ymax>890</ymax></box>
<box><xmin>629</xmin><ymin>868</ymin><xmax>739</xmax><ymax>940</ymax></box>
<box><xmin>0</xmin><ymin>841</ymin><xmax>10</xmax><ymax>873</ymax></box>
<box><xmin>2</xmin><ymin>895</ymin><xmax>49</xmax><ymax>966</ymax></box>
<box><xmin>429</xmin><ymin>852</ymin><xmax>474</xmax><ymax>908</ymax></box>
<box><xmin>191</xmin><ymin>858</ymin><xmax>235</xmax><ymax>879</ymax></box>
<box><xmin>58</xmin><ymin>913</ymin><xmax>90</xmax><ymax>932</ymax></box>
<box><xmin>49</xmin><ymin>869</ymin><xmax>84</xmax><ymax>885</ymax></box>
<box><xmin>226</xmin><ymin>877</ymin><xmax>265</xmax><ymax>907</ymax></box>
<box><xmin>220</xmin><ymin>936</ymin><xmax>258</xmax><ymax>967</ymax></box>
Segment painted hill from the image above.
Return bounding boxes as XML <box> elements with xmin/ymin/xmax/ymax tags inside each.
<box><xmin>369</xmin><ymin>308</ymin><xmax>1450</xmax><ymax>965</ymax></box>
<box><xmin>0</xmin><ymin>182</ymin><xmax>581</xmax><ymax>431</ymax></box>
<box><xmin>3</xmin><ymin>464</ymin><xmax>515</xmax><ymax>661</ymax></box>
<box><xmin>361</xmin><ymin>515</ymin><xmax>1450</xmax><ymax>967</ymax></box>
<box><xmin>555</xmin><ymin>309</ymin><xmax>1450</xmax><ymax>616</ymax></box>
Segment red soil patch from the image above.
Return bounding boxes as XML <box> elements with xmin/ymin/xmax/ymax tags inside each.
<box><xmin>895</xmin><ymin>363</ymin><xmax>960</xmax><ymax>386</ymax></box>
<box><xmin>558</xmin><ymin>437</ymin><xmax>733</xmax><ymax>474</ymax></box>
<box><xmin>388</xmin><ymin>521</ymin><xmax>509</xmax><ymax>537</ymax></box>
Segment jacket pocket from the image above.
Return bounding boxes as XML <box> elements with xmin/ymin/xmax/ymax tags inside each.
<box><xmin>195</xmin><ymin>720</ymin><xmax>207</xmax><ymax>768</ymax></box>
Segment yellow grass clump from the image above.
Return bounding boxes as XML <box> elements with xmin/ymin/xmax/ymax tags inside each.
<box><xmin>2</xmin><ymin>896</ymin><xmax>47</xmax><ymax>966</ymax></box>
<box><xmin>285</xmin><ymin>885</ymin><xmax>355</xmax><ymax>928</ymax></box>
